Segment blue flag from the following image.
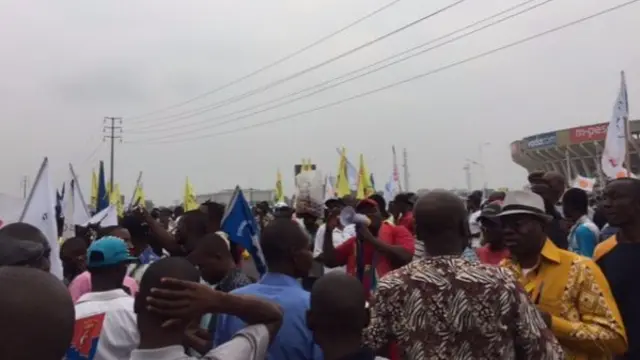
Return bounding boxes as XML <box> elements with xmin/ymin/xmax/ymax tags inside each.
<box><xmin>222</xmin><ymin>186</ymin><xmax>266</xmax><ymax>275</ymax></box>
<box><xmin>96</xmin><ymin>161</ymin><xmax>109</xmax><ymax>212</ymax></box>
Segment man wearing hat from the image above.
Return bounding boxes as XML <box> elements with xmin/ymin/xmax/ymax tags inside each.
<box><xmin>499</xmin><ymin>190</ymin><xmax>627</xmax><ymax>358</ymax></box>
<box><xmin>68</xmin><ymin>236</ymin><xmax>140</xmax><ymax>360</ymax></box>
<box><xmin>313</xmin><ymin>198</ymin><xmax>348</xmax><ymax>275</ymax></box>
<box><xmin>0</xmin><ymin>234</ymin><xmax>49</xmax><ymax>271</ymax></box>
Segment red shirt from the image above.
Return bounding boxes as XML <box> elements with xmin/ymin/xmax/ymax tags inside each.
<box><xmin>334</xmin><ymin>222</ymin><xmax>414</xmax><ymax>297</ymax></box>
<box><xmin>397</xmin><ymin>211</ymin><xmax>415</xmax><ymax>235</ymax></box>
<box><xmin>475</xmin><ymin>245</ymin><xmax>510</xmax><ymax>265</ymax></box>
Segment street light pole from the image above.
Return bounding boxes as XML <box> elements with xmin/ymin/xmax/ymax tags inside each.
<box><xmin>478</xmin><ymin>142</ymin><xmax>491</xmax><ymax>198</ymax></box>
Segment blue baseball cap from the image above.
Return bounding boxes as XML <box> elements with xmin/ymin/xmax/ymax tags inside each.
<box><xmin>86</xmin><ymin>236</ymin><xmax>137</xmax><ymax>268</ymax></box>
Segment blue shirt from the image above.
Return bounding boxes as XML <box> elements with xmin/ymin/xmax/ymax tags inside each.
<box><xmin>568</xmin><ymin>216</ymin><xmax>599</xmax><ymax>258</ymax></box>
<box><xmin>139</xmin><ymin>246</ymin><xmax>160</xmax><ymax>265</ymax></box>
<box><xmin>214</xmin><ymin>272</ymin><xmax>323</xmax><ymax>360</ymax></box>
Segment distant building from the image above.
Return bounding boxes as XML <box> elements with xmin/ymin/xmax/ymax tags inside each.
<box><xmin>195</xmin><ymin>188</ymin><xmax>275</xmax><ymax>206</ymax></box>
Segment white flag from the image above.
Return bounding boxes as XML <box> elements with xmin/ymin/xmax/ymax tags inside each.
<box><xmin>19</xmin><ymin>158</ymin><xmax>63</xmax><ymax>279</ymax></box>
<box><xmin>83</xmin><ymin>204</ymin><xmax>118</xmax><ymax>228</ymax></box>
<box><xmin>62</xmin><ymin>164</ymin><xmax>91</xmax><ymax>238</ymax></box>
<box><xmin>571</xmin><ymin>175</ymin><xmax>596</xmax><ymax>193</ymax></box>
<box><xmin>324</xmin><ymin>174</ymin><xmax>336</xmax><ymax>201</ymax></box>
<box><xmin>601</xmin><ymin>71</ymin><xmax>629</xmax><ymax>178</ymax></box>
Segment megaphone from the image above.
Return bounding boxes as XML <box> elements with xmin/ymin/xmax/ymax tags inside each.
<box><xmin>339</xmin><ymin>206</ymin><xmax>371</xmax><ymax>227</ymax></box>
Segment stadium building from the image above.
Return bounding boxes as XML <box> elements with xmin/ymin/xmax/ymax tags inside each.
<box><xmin>511</xmin><ymin>120</ymin><xmax>640</xmax><ymax>178</ymax></box>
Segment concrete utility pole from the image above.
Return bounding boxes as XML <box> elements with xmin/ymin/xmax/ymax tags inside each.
<box><xmin>463</xmin><ymin>163</ymin><xmax>472</xmax><ymax>191</ymax></box>
<box><xmin>103</xmin><ymin>117</ymin><xmax>123</xmax><ymax>195</ymax></box>
<box><xmin>21</xmin><ymin>176</ymin><xmax>29</xmax><ymax>199</ymax></box>
<box><xmin>402</xmin><ymin>148</ymin><xmax>410</xmax><ymax>191</ymax></box>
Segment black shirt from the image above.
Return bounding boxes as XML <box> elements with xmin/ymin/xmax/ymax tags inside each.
<box><xmin>336</xmin><ymin>347</ymin><xmax>377</xmax><ymax>360</ymax></box>
<box><xmin>596</xmin><ymin>240</ymin><xmax>640</xmax><ymax>360</ymax></box>
<box><xmin>545</xmin><ymin>206</ymin><xmax>568</xmax><ymax>249</ymax></box>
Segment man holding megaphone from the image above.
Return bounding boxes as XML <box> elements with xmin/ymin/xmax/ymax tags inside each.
<box><xmin>317</xmin><ymin>198</ymin><xmax>414</xmax><ymax>300</ymax></box>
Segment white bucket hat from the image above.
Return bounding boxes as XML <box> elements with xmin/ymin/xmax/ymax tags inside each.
<box><xmin>498</xmin><ymin>190</ymin><xmax>552</xmax><ymax>222</ymax></box>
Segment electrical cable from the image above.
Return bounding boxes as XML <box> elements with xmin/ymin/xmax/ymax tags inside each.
<box><xmin>125</xmin><ymin>0</ymin><xmax>405</xmax><ymax>121</ymax></box>
<box><xmin>127</xmin><ymin>0</ymin><xmax>547</xmax><ymax>135</ymax></box>
<box><xmin>127</xmin><ymin>0</ymin><xmax>466</xmax><ymax>125</ymax></box>
<box><xmin>127</xmin><ymin>0</ymin><xmax>639</xmax><ymax>145</ymax></box>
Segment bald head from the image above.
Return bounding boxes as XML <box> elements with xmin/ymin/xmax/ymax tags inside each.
<box><xmin>309</xmin><ymin>272</ymin><xmax>367</xmax><ymax>334</ymax></box>
<box><xmin>414</xmin><ymin>190</ymin><xmax>468</xmax><ymax>254</ymax></box>
<box><xmin>0</xmin><ymin>266</ymin><xmax>74</xmax><ymax>360</ymax></box>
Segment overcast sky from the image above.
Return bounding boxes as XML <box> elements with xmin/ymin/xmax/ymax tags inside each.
<box><xmin>1</xmin><ymin>0</ymin><xmax>639</xmax><ymax>204</ymax></box>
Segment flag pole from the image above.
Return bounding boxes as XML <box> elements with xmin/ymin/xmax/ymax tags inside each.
<box><xmin>622</xmin><ymin>71</ymin><xmax>632</xmax><ymax>174</ymax></box>
<box><xmin>19</xmin><ymin>157</ymin><xmax>48</xmax><ymax>221</ymax></box>
<box><xmin>69</xmin><ymin>164</ymin><xmax>91</xmax><ymax>217</ymax></box>
<box><xmin>127</xmin><ymin>171</ymin><xmax>143</xmax><ymax>209</ymax></box>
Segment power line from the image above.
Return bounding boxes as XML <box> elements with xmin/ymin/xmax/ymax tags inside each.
<box><xmin>126</xmin><ymin>0</ymin><xmax>640</xmax><ymax>145</ymax></box>
<box><xmin>78</xmin><ymin>142</ymin><xmax>104</xmax><ymax>168</ymax></box>
<box><xmin>127</xmin><ymin>0</ymin><xmax>467</xmax><ymax>125</ymax></box>
<box><xmin>128</xmin><ymin>0</ymin><xmax>546</xmax><ymax>136</ymax></box>
<box><xmin>125</xmin><ymin>0</ymin><xmax>405</xmax><ymax>121</ymax></box>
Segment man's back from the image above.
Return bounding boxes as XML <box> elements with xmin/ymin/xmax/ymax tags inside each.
<box><xmin>68</xmin><ymin>289</ymin><xmax>139</xmax><ymax>360</ymax></box>
<box><xmin>363</xmin><ymin>257</ymin><xmax>562</xmax><ymax>360</ymax></box>
<box><xmin>214</xmin><ymin>273</ymin><xmax>322</xmax><ymax>360</ymax></box>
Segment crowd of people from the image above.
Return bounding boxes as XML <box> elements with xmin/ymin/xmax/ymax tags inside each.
<box><xmin>0</xmin><ymin>170</ymin><xmax>638</xmax><ymax>360</ymax></box>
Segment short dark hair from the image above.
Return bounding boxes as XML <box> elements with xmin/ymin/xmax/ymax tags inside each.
<box><xmin>310</xmin><ymin>272</ymin><xmax>368</xmax><ymax>333</ymax></box>
<box><xmin>202</xmin><ymin>201</ymin><xmax>226</xmax><ymax>223</ymax></box>
<box><xmin>134</xmin><ymin>257</ymin><xmax>200</xmax><ymax>318</ymax></box>
<box><xmin>562</xmin><ymin>188</ymin><xmax>589</xmax><ymax>214</ymax></box>
<box><xmin>260</xmin><ymin>218</ymin><xmax>307</xmax><ymax>266</ymax></box>
<box><xmin>120</xmin><ymin>214</ymin><xmax>149</xmax><ymax>239</ymax></box>
<box><xmin>0</xmin><ymin>267</ymin><xmax>74</xmax><ymax>360</ymax></box>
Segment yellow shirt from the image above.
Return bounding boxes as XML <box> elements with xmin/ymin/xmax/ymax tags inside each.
<box><xmin>501</xmin><ymin>239</ymin><xmax>627</xmax><ymax>359</ymax></box>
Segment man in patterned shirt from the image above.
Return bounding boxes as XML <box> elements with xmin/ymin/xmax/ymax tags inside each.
<box><xmin>363</xmin><ymin>190</ymin><xmax>563</xmax><ymax>360</ymax></box>
<box><xmin>500</xmin><ymin>190</ymin><xmax>627</xmax><ymax>359</ymax></box>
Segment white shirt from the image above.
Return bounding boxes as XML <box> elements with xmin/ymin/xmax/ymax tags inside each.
<box><xmin>130</xmin><ymin>324</ymin><xmax>270</xmax><ymax>360</ymax></box>
<box><xmin>313</xmin><ymin>224</ymin><xmax>349</xmax><ymax>274</ymax></box>
<box><xmin>72</xmin><ymin>289</ymin><xmax>139</xmax><ymax>360</ymax></box>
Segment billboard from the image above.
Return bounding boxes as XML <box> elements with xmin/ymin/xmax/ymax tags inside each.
<box><xmin>569</xmin><ymin>123</ymin><xmax>608</xmax><ymax>143</ymax></box>
<box><xmin>523</xmin><ymin>132</ymin><xmax>556</xmax><ymax>150</ymax></box>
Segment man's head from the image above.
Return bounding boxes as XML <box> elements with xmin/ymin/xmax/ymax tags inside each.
<box><xmin>307</xmin><ymin>272</ymin><xmax>368</xmax><ymax>346</ymax></box>
<box><xmin>0</xmin><ymin>222</ymin><xmax>50</xmax><ymax>272</ymax></box>
<box><xmin>478</xmin><ymin>202</ymin><xmax>503</xmax><ymax>249</ymax></box>
<box><xmin>60</xmin><ymin>236</ymin><xmax>89</xmax><ymax>275</ymax></box>
<box><xmin>188</xmin><ymin>233</ymin><xmax>233</xmax><ymax>284</ymax></box>
<box><xmin>530</xmin><ymin>171</ymin><xmax>566</xmax><ymax>206</ymax></box>
<box><xmin>86</xmin><ymin>236</ymin><xmax>137</xmax><ymax>290</ymax></box>
<box><xmin>174</xmin><ymin>210</ymin><xmax>208</xmax><ymax>251</ymax></box>
<box><xmin>260</xmin><ymin>218</ymin><xmax>313</xmax><ymax>278</ymax></box>
<box><xmin>120</xmin><ymin>214</ymin><xmax>152</xmax><ymax>256</ymax></box>
<box><xmin>562</xmin><ymin>188</ymin><xmax>589</xmax><ymax>223</ymax></box>
<box><xmin>135</xmin><ymin>257</ymin><xmax>200</xmax><ymax>333</ymax></box>
<box><xmin>414</xmin><ymin>190</ymin><xmax>468</xmax><ymax>256</ymax></box>
<box><xmin>602</xmin><ymin>178</ymin><xmax>640</xmax><ymax>228</ymax></box>
<box><xmin>0</xmin><ymin>267</ymin><xmax>74</xmax><ymax>360</ymax></box>
<box><xmin>158</xmin><ymin>207</ymin><xmax>173</xmax><ymax>229</ymax></box>
<box><xmin>355</xmin><ymin>199</ymin><xmax>383</xmax><ymax>234</ymax></box>
<box><xmin>341</xmin><ymin>195</ymin><xmax>357</xmax><ymax>208</ymax></box>
<box><xmin>466</xmin><ymin>190</ymin><xmax>483</xmax><ymax>212</ymax></box>
<box><xmin>368</xmin><ymin>193</ymin><xmax>389</xmax><ymax>219</ymax></box>
<box><xmin>200</xmin><ymin>201</ymin><xmax>226</xmax><ymax>233</ymax></box>
<box><xmin>173</xmin><ymin>206</ymin><xmax>184</xmax><ymax>218</ymax></box>
<box><xmin>97</xmin><ymin>225</ymin><xmax>132</xmax><ymax>244</ymax></box>
<box><xmin>498</xmin><ymin>191</ymin><xmax>550</xmax><ymax>259</ymax></box>
<box><xmin>392</xmin><ymin>193</ymin><xmax>413</xmax><ymax>214</ymax></box>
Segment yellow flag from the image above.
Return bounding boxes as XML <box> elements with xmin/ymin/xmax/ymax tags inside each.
<box><xmin>275</xmin><ymin>169</ymin><xmax>285</xmax><ymax>202</ymax></box>
<box><xmin>306</xmin><ymin>158</ymin><xmax>313</xmax><ymax>172</ymax></box>
<box><xmin>336</xmin><ymin>148</ymin><xmax>350</xmax><ymax>197</ymax></box>
<box><xmin>356</xmin><ymin>154</ymin><xmax>374</xmax><ymax>199</ymax></box>
<box><xmin>90</xmin><ymin>169</ymin><xmax>98</xmax><ymax>208</ymax></box>
<box><xmin>110</xmin><ymin>183</ymin><xmax>124</xmax><ymax>217</ymax></box>
<box><xmin>184</xmin><ymin>177</ymin><xmax>198</xmax><ymax>211</ymax></box>
<box><xmin>132</xmin><ymin>183</ymin><xmax>146</xmax><ymax>208</ymax></box>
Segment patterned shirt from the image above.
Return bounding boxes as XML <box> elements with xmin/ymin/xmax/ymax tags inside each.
<box><xmin>502</xmin><ymin>239</ymin><xmax>627</xmax><ymax>359</ymax></box>
<box><xmin>363</xmin><ymin>257</ymin><xmax>563</xmax><ymax>360</ymax></box>
<box><xmin>216</xmin><ymin>268</ymin><xmax>254</xmax><ymax>294</ymax></box>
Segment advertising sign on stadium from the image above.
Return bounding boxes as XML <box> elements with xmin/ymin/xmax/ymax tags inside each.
<box><xmin>569</xmin><ymin>123</ymin><xmax>608</xmax><ymax>143</ymax></box>
<box><xmin>524</xmin><ymin>132</ymin><xmax>556</xmax><ymax>150</ymax></box>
